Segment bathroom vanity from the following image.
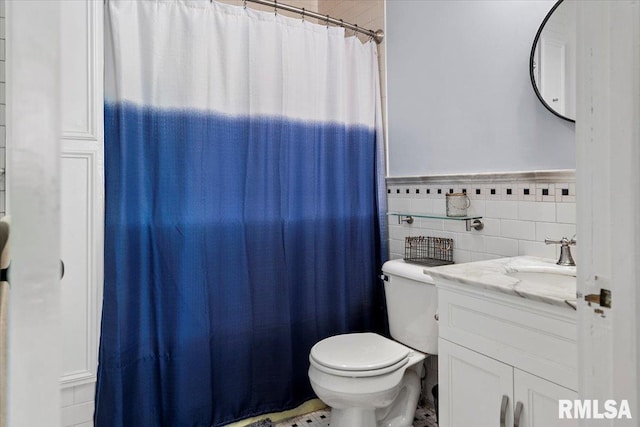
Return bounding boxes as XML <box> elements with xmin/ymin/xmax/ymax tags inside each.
<box><xmin>426</xmin><ymin>257</ymin><xmax>578</xmax><ymax>427</ymax></box>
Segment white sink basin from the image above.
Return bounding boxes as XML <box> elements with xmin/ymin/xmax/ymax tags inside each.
<box><xmin>505</xmin><ymin>269</ymin><xmax>576</xmax><ymax>305</ymax></box>
<box><xmin>424</xmin><ymin>256</ymin><xmax>578</xmax><ymax>309</ymax></box>
<box><xmin>506</xmin><ymin>271</ymin><xmax>575</xmax><ymax>287</ymax></box>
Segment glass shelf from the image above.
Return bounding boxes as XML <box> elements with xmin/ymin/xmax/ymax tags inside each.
<box><xmin>387</xmin><ymin>212</ymin><xmax>484</xmax><ymax>231</ymax></box>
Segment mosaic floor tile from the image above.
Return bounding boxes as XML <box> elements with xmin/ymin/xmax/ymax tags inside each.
<box><xmin>275</xmin><ymin>402</ymin><xmax>437</xmax><ymax>427</ymax></box>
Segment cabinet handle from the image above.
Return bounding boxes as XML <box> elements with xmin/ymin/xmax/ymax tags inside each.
<box><xmin>514</xmin><ymin>401</ymin><xmax>523</xmax><ymax>427</ymax></box>
<box><xmin>500</xmin><ymin>395</ymin><xmax>509</xmax><ymax>427</ymax></box>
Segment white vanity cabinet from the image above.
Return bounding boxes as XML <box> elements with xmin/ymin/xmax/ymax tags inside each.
<box><xmin>436</xmin><ymin>281</ymin><xmax>578</xmax><ymax>427</ymax></box>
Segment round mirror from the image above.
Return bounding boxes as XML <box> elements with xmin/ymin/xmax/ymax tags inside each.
<box><xmin>530</xmin><ymin>0</ymin><xmax>576</xmax><ymax>122</ymax></box>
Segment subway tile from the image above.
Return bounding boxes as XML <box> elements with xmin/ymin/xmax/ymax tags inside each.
<box><xmin>556</xmin><ymin>202</ymin><xmax>576</xmax><ymax>224</ymax></box>
<box><xmin>485</xmin><ymin>200</ymin><xmax>518</xmax><ymax>219</ymax></box>
<box><xmin>387</xmin><ymin>197</ymin><xmax>410</xmax><ymax>212</ymax></box>
<box><xmin>410</xmin><ymin>198</ymin><xmax>433</xmax><ymax>214</ymax></box>
<box><xmin>500</xmin><ymin>219</ymin><xmax>535</xmax><ymax>240</ymax></box>
<box><xmin>517</xmin><ymin>201</ymin><xmax>555</xmax><ymax>222</ymax></box>
<box><xmin>389</xmin><ymin>224</ymin><xmax>411</xmax><ymax>241</ymax></box>
<box><xmin>535</xmin><ymin>222</ymin><xmax>577</xmax><ymax>242</ymax></box>
<box><xmin>467</xmin><ymin>199</ymin><xmax>485</xmax><ymax>217</ymax></box>
<box><xmin>61</xmin><ymin>388</ymin><xmax>74</xmax><ymax>408</ymax></box>
<box><xmin>443</xmin><ymin>219</ymin><xmax>467</xmax><ymax>233</ymax></box>
<box><xmin>61</xmin><ymin>401</ymin><xmax>94</xmax><ymax>427</ymax></box>
<box><xmin>518</xmin><ymin>240</ymin><xmax>557</xmax><ymax>260</ymax></box>
<box><xmin>485</xmin><ymin>236</ymin><xmax>518</xmax><ymax>257</ymax></box>
<box><xmin>73</xmin><ymin>383</ymin><xmax>96</xmax><ymax>403</ymax></box>
<box><xmin>454</xmin><ymin>233</ymin><xmax>485</xmax><ymax>252</ymax></box>
<box><xmin>480</xmin><ymin>218</ymin><xmax>501</xmax><ymax>236</ymax></box>
<box><xmin>389</xmin><ymin>239</ymin><xmax>404</xmax><ymax>256</ymax></box>
<box><xmin>432</xmin><ymin>198</ymin><xmax>446</xmax><ymax>215</ymax></box>
<box><xmin>418</xmin><ymin>218</ymin><xmax>444</xmax><ymax>230</ymax></box>
<box><xmin>387</xmin><ymin>216</ymin><xmax>397</xmax><ymax>229</ymax></box>
<box><xmin>453</xmin><ymin>249</ymin><xmax>472</xmax><ymax>264</ymax></box>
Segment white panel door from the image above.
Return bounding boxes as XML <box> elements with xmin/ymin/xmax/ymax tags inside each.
<box><xmin>540</xmin><ymin>37</ymin><xmax>566</xmax><ymax>115</ymax></box>
<box><xmin>576</xmin><ymin>2</ymin><xmax>640</xmax><ymax>425</ymax></box>
<box><xmin>439</xmin><ymin>338</ymin><xmax>514</xmax><ymax>427</ymax></box>
<box><xmin>59</xmin><ymin>0</ymin><xmax>104</xmax><ymax>389</ymax></box>
<box><xmin>514</xmin><ymin>369</ymin><xmax>578</xmax><ymax>427</ymax></box>
<box><xmin>5</xmin><ymin>1</ymin><xmax>62</xmax><ymax>426</ymax></box>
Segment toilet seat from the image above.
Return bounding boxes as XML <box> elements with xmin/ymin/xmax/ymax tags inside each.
<box><xmin>309</xmin><ymin>333</ymin><xmax>411</xmax><ymax>378</ymax></box>
<box><xmin>310</xmin><ymin>353</ymin><xmax>409</xmax><ymax>378</ymax></box>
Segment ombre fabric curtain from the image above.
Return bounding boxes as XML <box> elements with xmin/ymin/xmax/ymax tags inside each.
<box><xmin>96</xmin><ymin>1</ymin><xmax>387</xmax><ymax>425</ymax></box>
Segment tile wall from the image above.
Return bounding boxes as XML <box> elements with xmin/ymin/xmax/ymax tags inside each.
<box><xmin>61</xmin><ymin>383</ymin><xmax>96</xmax><ymax>427</ymax></box>
<box><xmin>386</xmin><ymin>172</ymin><xmax>577</xmax><ymax>263</ymax></box>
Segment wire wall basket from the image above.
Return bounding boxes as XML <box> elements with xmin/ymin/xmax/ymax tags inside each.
<box><xmin>404</xmin><ymin>236</ymin><xmax>454</xmax><ymax>267</ymax></box>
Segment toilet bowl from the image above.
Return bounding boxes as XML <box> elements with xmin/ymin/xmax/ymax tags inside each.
<box><xmin>309</xmin><ymin>333</ymin><xmax>425</xmax><ymax>427</ymax></box>
<box><xmin>308</xmin><ymin>260</ymin><xmax>438</xmax><ymax>427</ymax></box>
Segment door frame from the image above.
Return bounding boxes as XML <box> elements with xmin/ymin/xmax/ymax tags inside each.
<box><xmin>5</xmin><ymin>1</ymin><xmax>63</xmax><ymax>426</ymax></box>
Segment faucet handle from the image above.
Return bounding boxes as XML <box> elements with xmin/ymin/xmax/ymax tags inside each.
<box><xmin>545</xmin><ymin>237</ymin><xmax>576</xmax><ymax>266</ymax></box>
<box><xmin>545</xmin><ymin>237</ymin><xmax>576</xmax><ymax>246</ymax></box>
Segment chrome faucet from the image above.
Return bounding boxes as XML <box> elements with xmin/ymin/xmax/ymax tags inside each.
<box><xmin>545</xmin><ymin>236</ymin><xmax>576</xmax><ymax>266</ymax></box>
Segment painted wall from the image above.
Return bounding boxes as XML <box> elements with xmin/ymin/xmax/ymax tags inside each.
<box><xmin>386</xmin><ymin>0</ymin><xmax>575</xmax><ymax>177</ymax></box>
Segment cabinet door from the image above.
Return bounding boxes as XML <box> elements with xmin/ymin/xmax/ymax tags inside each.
<box><xmin>439</xmin><ymin>338</ymin><xmax>514</xmax><ymax>427</ymax></box>
<box><xmin>514</xmin><ymin>369</ymin><xmax>578</xmax><ymax>427</ymax></box>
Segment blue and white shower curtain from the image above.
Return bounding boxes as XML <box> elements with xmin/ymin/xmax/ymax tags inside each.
<box><xmin>96</xmin><ymin>1</ymin><xmax>387</xmax><ymax>425</ymax></box>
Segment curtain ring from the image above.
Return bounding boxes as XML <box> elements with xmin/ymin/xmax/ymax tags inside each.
<box><xmin>354</xmin><ymin>23</ymin><xmax>358</xmax><ymax>37</ymax></box>
<box><xmin>339</xmin><ymin>19</ymin><xmax>344</xmax><ymax>28</ymax></box>
<box><xmin>301</xmin><ymin>7</ymin><xmax>305</xmax><ymax>22</ymax></box>
<box><xmin>243</xmin><ymin>0</ymin><xmax>246</xmax><ymax>9</ymax></box>
<box><xmin>325</xmin><ymin>14</ymin><xmax>330</xmax><ymax>28</ymax></box>
<box><xmin>274</xmin><ymin>0</ymin><xmax>277</xmax><ymax>16</ymax></box>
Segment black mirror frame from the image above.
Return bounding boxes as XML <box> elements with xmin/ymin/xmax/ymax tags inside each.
<box><xmin>529</xmin><ymin>0</ymin><xmax>575</xmax><ymax>123</ymax></box>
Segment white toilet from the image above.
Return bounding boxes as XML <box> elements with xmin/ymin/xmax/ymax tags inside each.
<box><xmin>308</xmin><ymin>259</ymin><xmax>438</xmax><ymax>427</ymax></box>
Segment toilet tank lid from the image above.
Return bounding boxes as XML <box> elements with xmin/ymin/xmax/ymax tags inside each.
<box><xmin>310</xmin><ymin>333</ymin><xmax>409</xmax><ymax>372</ymax></box>
<box><xmin>382</xmin><ymin>260</ymin><xmax>434</xmax><ymax>284</ymax></box>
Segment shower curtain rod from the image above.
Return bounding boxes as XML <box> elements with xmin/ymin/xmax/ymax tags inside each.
<box><xmin>244</xmin><ymin>0</ymin><xmax>385</xmax><ymax>44</ymax></box>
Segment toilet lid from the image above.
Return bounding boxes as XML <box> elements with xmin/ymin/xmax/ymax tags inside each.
<box><xmin>310</xmin><ymin>333</ymin><xmax>410</xmax><ymax>372</ymax></box>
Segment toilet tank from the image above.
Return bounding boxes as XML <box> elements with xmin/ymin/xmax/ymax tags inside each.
<box><xmin>382</xmin><ymin>259</ymin><xmax>438</xmax><ymax>355</ymax></box>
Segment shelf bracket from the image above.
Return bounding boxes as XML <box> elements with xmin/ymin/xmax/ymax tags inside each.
<box><xmin>466</xmin><ymin>219</ymin><xmax>484</xmax><ymax>231</ymax></box>
<box><xmin>397</xmin><ymin>215</ymin><xmax>414</xmax><ymax>225</ymax></box>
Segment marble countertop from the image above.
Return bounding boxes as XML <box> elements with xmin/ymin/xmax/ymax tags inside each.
<box><xmin>424</xmin><ymin>256</ymin><xmax>577</xmax><ymax>309</ymax></box>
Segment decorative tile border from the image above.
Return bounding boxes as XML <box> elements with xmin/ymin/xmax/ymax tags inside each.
<box><xmin>386</xmin><ymin>170</ymin><xmax>576</xmax><ymax>202</ymax></box>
